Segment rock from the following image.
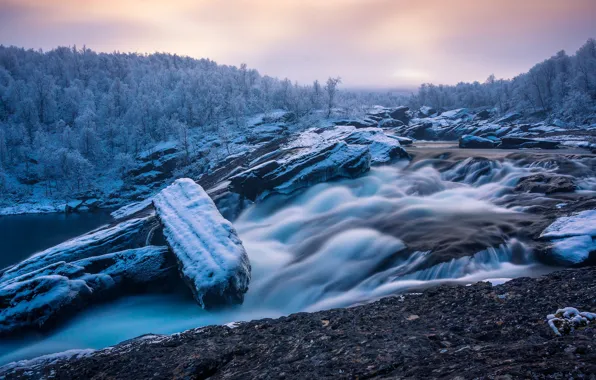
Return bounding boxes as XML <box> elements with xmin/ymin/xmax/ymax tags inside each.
<box><xmin>9</xmin><ymin>267</ymin><xmax>596</xmax><ymax>379</ymax></box>
<box><xmin>152</xmin><ymin>179</ymin><xmax>251</xmax><ymax>308</ymax></box>
<box><xmin>474</xmin><ymin>109</ymin><xmax>491</xmax><ymax>120</ymax></box>
<box><xmin>333</xmin><ymin>118</ymin><xmax>377</xmax><ymax>129</ymax></box>
<box><xmin>418</xmin><ymin>105</ymin><xmax>436</xmax><ymax>117</ymax></box>
<box><xmin>497</xmin><ymin>137</ymin><xmax>560</xmax><ymax>149</ymax></box>
<box><xmin>515</xmin><ymin>174</ymin><xmax>576</xmax><ymax>194</ymax></box>
<box><xmin>229</xmin><ymin>141</ymin><xmax>370</xmax><ymax>201</ymax></box>
<box><xmin>459</xmin><ymin>135</ymin><xmax>499</xmax><ymax>149</ymax></box>
<box><xmin>496</xmin><ymin>112</ymin><xmax>522</xmax><ymax>124</ymax></box>
<box><xmin>389</xmin><ymin>106</ymin><xmax>410</xmax><ymax>124</ymax></box>
<box><xmin>0</xmin><ymin>246</ymin><xmax>175</xmax><ymax>337</ymax></box>
<box><xmin>378</xmin><ymin>118</ymin><xmax>404</xmax><ymax>128</ymax></box>
<box><xmin>392</xmin><ymin>136</ymin><xmax>414</xmax><ymax>145</ymax></box>
<box><xmin>539</xmin><ymin>210</ymin><xmax>596</xmax><ymax>266</ymax></box>
<box><xmin>343</xmin><ymin>128</ymin><xmax>410</xmax><ymax>164</ymax></box>
<box><xmin>0</xmin><ymin>216</ymin><xmax>159</xmax><ymax>283</ymax></box>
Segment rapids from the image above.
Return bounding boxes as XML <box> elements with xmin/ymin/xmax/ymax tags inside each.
<box><xmin>0</xmin><ymin>153</ymin><xmax>581</xmax><ymax>365</ymax></box>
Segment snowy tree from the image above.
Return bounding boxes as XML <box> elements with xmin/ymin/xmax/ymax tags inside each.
<box><xmin>325</xmin><ymin>77</ymin><xmax>342</xmax><ymax>118</ymax></box>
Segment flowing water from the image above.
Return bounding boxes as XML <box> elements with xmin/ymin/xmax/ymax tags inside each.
<box><xmin>3</xmin><ymin>150</ymin><xmax>592</xmax><ymax>365</ymax></box>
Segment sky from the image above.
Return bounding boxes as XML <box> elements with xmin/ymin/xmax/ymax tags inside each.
<box><xmin>0</xmin><ymin>0</ymin><xmax>595</xmax><ymax>89</ymax></box>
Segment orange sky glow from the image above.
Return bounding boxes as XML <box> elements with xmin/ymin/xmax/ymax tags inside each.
<box><xmin>1</xmin><ymin>0</ymin><xmax>595</xmax><ymax>88</ymax></box>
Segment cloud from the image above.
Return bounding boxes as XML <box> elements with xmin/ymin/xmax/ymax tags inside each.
<box><xmin>0</xmin><ymin>0</ymin><xmax>594</xmax><ymax>87</ymax></box>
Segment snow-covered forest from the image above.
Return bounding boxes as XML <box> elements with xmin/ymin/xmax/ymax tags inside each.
<box><xmin>409</xmin><ymin>39</ymin><xmax>596</xmax><ymax>122</ymax></box>
<box><xmin>0</xmin><ymin>45</ymin><xmax>403</xmax><ymax>200</ymax></box>
<box><xmin>0</xmin><ymin>39</ymin><xmax>594</xmax><ymax>205</ymax></box>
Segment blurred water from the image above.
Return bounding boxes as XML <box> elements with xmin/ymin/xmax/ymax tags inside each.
<box><xmin>0</xmin><ymin>159</ymin><xmax>559</xmax><ymax>365</ymax></box>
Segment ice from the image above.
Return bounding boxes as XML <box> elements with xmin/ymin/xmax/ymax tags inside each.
<box><xmin>540</xmin><ymin>210</ymin><xmax>596</xmax><ymax>238</ymax></box>
<box><xmin>152</xmin><ymin>178</ymin><xmax>251</xmax><ymax>308</ymax></box>
<box><xmin>551</xmin><ymin>235</ymin><xmax>596</xmax><ymax>264</ymax></box>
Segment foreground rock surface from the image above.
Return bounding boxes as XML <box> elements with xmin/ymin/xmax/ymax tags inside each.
<box><xmin>153</xmin><ymin>178</ymin><xmax>251</xmax><ymax>307</ymax></box>
<box><xmin>4</xmin><ymin>267</ymin><xmax>595</xmax><ymax>379</ymax></box>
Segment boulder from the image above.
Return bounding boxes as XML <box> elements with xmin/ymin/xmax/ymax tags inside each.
<box><xmin>498</xmin><ymin>137</ymin><xmax>560</xmax><ymax>149</ymax></box>
<box><xmin>229</xmin><ymin>141</ymin><xmax>370</xmax><ymax>201</ymax></box>
<box><xmin>418</xmin><ymin>106</ymin><xmax>436</xmax><ymax>117</ymax></box>
<box><xmin>343</xmin><ymin>128</ymin><xmax>410</xmax><ymax>164</ymax></box>
<box><xmin>459</xmin><ymin>135</ymin><xmax>499</xmax><ymax>149</ymax></box>
<box><xmin>539</xmin><ymin>210</ymin><xmax>596</xmax><ymax>266</ymax></box>
<box><xmin>152</xmin><ymin>179</ymin><xmax>251</xmax><ymax>308</ymax></box>
<box><xmin>389</xmin><ymin>106</ymin><xmax>410</xmax><ymax>124</ymax></box>
<box><xmin>474</xmin><ymin>109</ymin><xmax>491</xmax><ymax>120</ymax></box>
<box><xmin>0</xmin><ymin>246</ymin><xmax>175</xmax><ymax>337</ymax></box>
<box><xmin>515</xmin><ymin>174</ymin><xmax>576</xmax><ymax>194</ymax></box>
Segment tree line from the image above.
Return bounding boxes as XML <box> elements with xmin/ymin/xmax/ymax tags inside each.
<box><xmin>409</xmin><ymin>39</ymin><xmax>596</xmax><ymax>122</ymax></box>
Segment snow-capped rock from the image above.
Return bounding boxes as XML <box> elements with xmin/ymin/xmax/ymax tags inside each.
<box><xmin>539</xmin><ymin>210</ymin><xmax>596</xmax><ymax>265</ymax></box>
<box><xmin>0</xmin><ymin>246</ymin><xmax>174</xmax><ymax>336</ymax></box>
<box><xmin>229</xmin><ymin>141</ymin><xmax>370</xmax><ymax>201</ymax></box>
<box><xmin>540</xmin><ymin>210</ymin><xmax>596</xmax><ymax>239</ymax></box>
<box><xmin>344</xmin><ymin>128</ymin><xmax>410</xmax><ymax>164</ymax></box>
<box><xmin>0</xmin><ymin>215</ymin><xmax>159</xmax><ymax>283</ymax></box>
<box><xmin>152</xmin><ymin>179</ymin><xmax>251</xmax><ymax>308</ymax></box>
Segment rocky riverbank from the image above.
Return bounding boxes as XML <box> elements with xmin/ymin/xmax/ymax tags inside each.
<box><xmin>2</xmin><ymin>266</ymin><xmax>595</xmax><ymax>379</ymax></box>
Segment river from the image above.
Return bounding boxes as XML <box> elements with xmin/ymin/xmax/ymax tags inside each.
<box><xmin>4</xmin><ymin>145</ymin><xmax>592</xmax><ymax>365</ymax></box>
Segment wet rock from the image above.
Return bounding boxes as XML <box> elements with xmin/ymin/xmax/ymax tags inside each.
<box><xmin>498</xmin><ymin>137</ymin><xmax>560</xmax><ymax>149</ymax></box>
<box><xmin>515</xmin><ymin>174</ymin><xmax>576</xmax><ymax>194</ymax></box>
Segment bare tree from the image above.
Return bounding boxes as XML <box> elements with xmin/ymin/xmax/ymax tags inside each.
<box><xmin>325</xmin><ymin>77</ymin><xmax>342</xmax><ymax>118</ymax></box>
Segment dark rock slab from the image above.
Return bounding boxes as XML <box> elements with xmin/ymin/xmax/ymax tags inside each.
<box><xmin>229</xmin><ymin>141</ymin><xmax>370</xmax><ymax>201</ymax></box>
<box><xmin>498</xmin><ymin>137</ymin><xmax>560</xmax><ymax>149</ymax></box>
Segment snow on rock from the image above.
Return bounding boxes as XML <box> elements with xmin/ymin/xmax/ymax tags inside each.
<box><xmin>0</xmin><ymin>246</ymin><xmax>174</xmax><ymax>336</ymax></box>
<box><xmin>540</xmin><ymin>210</ymin><xmax>596</xmax><ymax>239</ymax></box>
<box><xmin>550</xmin><ymin>235</ymin><xmax>596</xmax><ymax>265</ymax></box>
<box><xmin>343</xmin><ymin>128</ymin><xmax>410</xmax><ymax>164</ymax></box>
<box><xmin>0</xmin><ymin>215</ymin><xmax>159</xmax><ymax>283</ymax></box>
<box><xmin>152</xmin><ymin>178</ymin><xmax>251</xmax><ymax>308</ymax></box>
<box><xmin>540</xmin><ymin>210</ymin><xmax>596</xmax><ymax>265</ymax></box>
<box><xmin>459</xmin><ymin>135</ymin><xmax>499</xmax><ymax>149</ymax></box>
<box><xmin>547</xmin><ymin>307</ymin><xmax>596</xmax><ymax>336</ymax></box>
<box><xmin>229</xmin><ymin>141</ymin><xmax>370</xmax><ymax>201</ymax></box>
<box><xmin>111</xmin><ymin>198</ymin><xmax>154</xmax><ymax>220</ymax></box>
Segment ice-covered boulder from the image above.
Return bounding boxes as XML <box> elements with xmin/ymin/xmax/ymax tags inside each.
<box><xmin>539</xmin><ymin>210</ymin><xmax>596</xmax><ymax>265</ymax></box>
<box><xmin>0</xmin><ymin>246</ymin><xmax>175</xmax><ymax>336</ymax></box>
<box><xmin>0</xmin><ymin>216</ymin><xmax>159</xmax><ymax>283</ymax></box>
<box><xmin>344</xmin><ymin>128</ymin><xmax>410</xmax><ymax>164</ymax></box>
<box><xmin>459</xmin><ymin>135</ymin><xmax>499</xmax><ymax>149</ymax></box>
<box><xmin>229</xmin><ymin>141</ymin><xmax>371</xmax><ymax>201</ymax></box>
<box><xmin>152</xmin><ymin>179</ymin><xmax>251</xmax><ymax>308</ymax></box>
